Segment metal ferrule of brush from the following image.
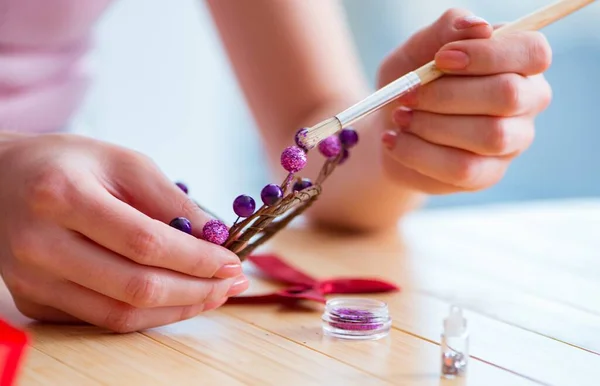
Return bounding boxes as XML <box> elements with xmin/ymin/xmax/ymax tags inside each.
<box><xmin>335</xmin><ymin>71</ymin><xmax>422</xmax><ymax>128</ymax></box>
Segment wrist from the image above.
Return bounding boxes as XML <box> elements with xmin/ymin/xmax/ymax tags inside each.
<box><xmin>0</xmin><ymin>132</ymin><xmax>40</xmax><ymax>168</ymax></box>
<box><xmin>0</xmin><ymin>130</ymin><xmax>27</xmax><ymax>150</ymax></box>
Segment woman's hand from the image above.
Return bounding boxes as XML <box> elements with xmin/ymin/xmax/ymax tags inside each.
<box><xmin>0</xmin><ymin>133</ymin><xmax>248</xmax><ymax>332</ymax></box>
<box><xmin>377</xmin><ymin>9</ymin><xmax>552</xmax><ymax>194</ymax></box>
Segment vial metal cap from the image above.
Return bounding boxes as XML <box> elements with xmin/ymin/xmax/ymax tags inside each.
<box><xmin>443</xmin><ymin>306</ymin><xmax>467</xmax><ymax>336</ymax></box>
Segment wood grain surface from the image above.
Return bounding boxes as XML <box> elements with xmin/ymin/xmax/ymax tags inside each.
<box><xmin>2</xmin><ymin>199</ymin><xmax>599</xmax><ymax>385</ymax></box>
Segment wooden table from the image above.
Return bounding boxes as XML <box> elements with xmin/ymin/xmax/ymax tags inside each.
<box><xmin>2</xmin><ymin>199</ymin><xmax>600</xmax><ymax>385</ymax></box>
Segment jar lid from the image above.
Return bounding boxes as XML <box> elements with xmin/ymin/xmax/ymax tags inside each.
<box><xmin>321</xmin><ymin>297</ymin><xmax>391</xmax><ymax>340</ymax></box>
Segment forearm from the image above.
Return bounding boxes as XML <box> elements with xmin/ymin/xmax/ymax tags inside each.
<box><xmin>206</xmin><ymin>0</ymin><xmax>425</xmax><ymax>231</ymax></box>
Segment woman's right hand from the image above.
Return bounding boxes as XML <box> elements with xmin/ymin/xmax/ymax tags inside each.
<box><xmin>0</xmin><ymin>133</ymin><xmax>248</xmax><ymax>332</ymax></box>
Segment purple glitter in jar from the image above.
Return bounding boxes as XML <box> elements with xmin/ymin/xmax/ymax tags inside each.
<box><xmin>322</xmin><ymin>298</ymin><xmax>391</xmax><ymax>340</ymax></box>
<box><xmin>328</xmin><ymin>309</ymin><xmax>383</xmax><ymax>331</ymax></box>
<box><xmin>318</xmin><ymin>135</ymin><xmax>342</xmax><ymax>158</ymax></box>
<box><xmin>280</xmin><ymin>146</ymin><xmax>307</xmax><ymax>173</ymax></box>
<box><xmin>201</xmin><ymin>219</ymin><xmax>229</xmax><ymax>245</ymax></box>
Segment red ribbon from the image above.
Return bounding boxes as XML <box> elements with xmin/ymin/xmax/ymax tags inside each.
<box><xmin>225</xmin><ymin>254</ymin><xmax>400</xmax><ymax>305</ymax></box>
<box><xmin>0</xmin><ymin>319</ymin><xmax>28</xmax><ymax>386</ymax></box>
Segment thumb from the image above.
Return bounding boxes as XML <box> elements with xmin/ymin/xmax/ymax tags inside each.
<box><xmin>377</xmin><ymin>8</ymin><xmax>493</xmax><ymax>88</ymax></box>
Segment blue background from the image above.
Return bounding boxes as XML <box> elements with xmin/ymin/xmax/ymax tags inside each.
<box><xmin>78</xmin><ymin>0</ymin><xmax>600</xmax><ymax>219</ymax></box>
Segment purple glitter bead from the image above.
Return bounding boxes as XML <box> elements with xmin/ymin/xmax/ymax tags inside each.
<box><xmin>175</xmin><ymin>182</ymin><xmax>188</xmax><ymax>194</ymax></box>
<box><xmin>202</xmin><ymin>219</ymin><xmax>229</xmax><ymax>245</ymax></box>
<box><xmin>338</xmin><ymin>148</ymin><xmax>349</xmax><ymax>165</ymax></box>
<box><xmin>292</xmin><ymin>178</ymin><xmax>313</xmax><ymax>192</ymax></box>
<box><xmin>233</xmin><ymin>194</ymin><xmax>256</xmax><ymax>218</ymax></box>
<box><xmin>280</xmin><ymin>146</ymin><xmax>307</xmax><ymax>173</ymax></box>
<box><xmin>169</xmin><ymin>217</ymin><xmax>192</xmax><ymax>234</ymax></box>
<box><xmin>261</xmin><ymin>184</ymin><xmax>283</xmax><ymax>206</ymax></box>
<box><xmin>339</xmin><ymin>128</ymin><xmax>359</xmax><ymax>148</ymax></box>
<box><xmin>294</xmin><ymin>128</ymin><xmax>310</xmax><ymax>152</ymax></box>
<box><xmin>318</xmin><ymin>135</ymin><xmax>342</xmax><ymax>158</ymax></box>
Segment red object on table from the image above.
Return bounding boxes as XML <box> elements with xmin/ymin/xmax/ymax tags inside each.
<box><xmin>226</xmin><ymin>254</ymin><xmax>400</xmax><ymax>305</ymax></box>
<box><xmin>0</xmin><ymin>319</ymin><xmax>28</xmax><ymax>386</ymax></box>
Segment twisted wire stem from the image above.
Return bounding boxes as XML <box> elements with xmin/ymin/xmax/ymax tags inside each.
<box><xmin>222</xmin><ymin>151</ymin><xmax>342</xmax><ymax>261</ymax></box>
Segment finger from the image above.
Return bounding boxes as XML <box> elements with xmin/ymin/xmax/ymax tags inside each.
<box><xmin>28</xmin><ymin>229</ymin><xmax>248</xmax><ymax>308</ymax></box>
<box><xmin>12</xmin><ymin>296</ymin><xmax>80</xmax><ymax>323</ymax></box>
<box><xmin>30</xmin><ymin>278</ymin><xmax>207</xmax><ymax>333</ymax></box>
<box><xmin>382</xmin><ymin>130</ymin><xmax>508</xmax><ymax>190</ymax></box>
<box><xmin>379</xmin><ymin>9</ymin><xmax>493</xmax><ymax>86</ymax></box>
<box><xmin>398</xmin><ymin>73</ymin><xmax>551</xmax><ymax>116</ymax></box>
<box><xmin>435</xmin><ymin>31</ymin><xmax>552</xmax><ymax>76</ymax></box>
<box><xmin>392</xmin><ymin>109</ymin><xmax>535</xmax><ymax>156</ymax></box>
<box><xmin>381</xmin><ymin>150</ymin><xmax>462</xmax><ymax>195</ymax></box>
<box><xmin>203</xmin><ymin>297</ymin><xmax>228</xmax><ymax>312</ymax></box>
<box><xmin>106</xmin><ymin>153</ymin><xmax>213</xmax><ymax>238</ymax></box>
<box><xmin>61</xmin><ymin>182</ymin><xmax>241</xmax><ymax>279</ymax></box>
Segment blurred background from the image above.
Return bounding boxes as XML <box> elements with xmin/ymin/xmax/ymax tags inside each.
<box><xmin>75</xmin><ymin>0</ymin><xmax>600</xmax><ymax>220</ymax></box>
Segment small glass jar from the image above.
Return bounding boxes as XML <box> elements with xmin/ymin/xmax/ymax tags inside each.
<box><xmin>440</xmin><ymin>306</ymin><xmax>469</xmax><ymax>378</ymax></box>
<box><xmin>321</xmin><ymin>297</ymin><xmax>392</xmax><ymax>340</ymax></box>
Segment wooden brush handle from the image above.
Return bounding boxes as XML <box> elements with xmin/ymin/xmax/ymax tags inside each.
<box><xmin>415</xmin><ymin>0</ymin><xmax>596</xmax><ymax>84</ymax></box>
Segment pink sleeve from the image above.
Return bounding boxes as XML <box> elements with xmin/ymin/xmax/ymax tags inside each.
<box><xmin>0</xmin><ymin>0</ymin><xmax>112</xmax><ymax>133</ymax></box>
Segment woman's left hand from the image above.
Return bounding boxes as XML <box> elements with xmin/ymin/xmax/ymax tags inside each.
<box><xmin>377</xmin><ymin>9</ymin><xmax>553</xmax><ymax>194</ymax></box>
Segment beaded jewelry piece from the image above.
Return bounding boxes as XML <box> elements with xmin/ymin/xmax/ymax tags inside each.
<box><xmin>170</xmin><ymin>127</ymin><xmax>359</xmax><ymax>260</ymax></box>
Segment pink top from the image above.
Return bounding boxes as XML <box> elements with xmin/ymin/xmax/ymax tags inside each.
<box><xmin>0</xmin><ymin>0</ymin><xmax>112</xmax><ymax>133</ymax></box>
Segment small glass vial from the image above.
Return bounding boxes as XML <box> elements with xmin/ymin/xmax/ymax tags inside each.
<box><xmin>441</xmin><ymin>306</ymin><xmax>469</xmax><ymax>378</ymax></box>
<box><xmin>321</xmin><ymin>297</ymin><xmax>391</xmax><ymax>340</ymax></box>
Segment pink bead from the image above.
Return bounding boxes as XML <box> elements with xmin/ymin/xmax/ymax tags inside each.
<box><xmin>202</xmin><ymin>219</ymin><xmax>229</xmax><ymax>245</ymax></box>
<box><xmin>280</xmin><ymin>146</ymin><xmax>307</xmax><ymax>173</ymax></box>
<box><xmin>318</xmin><ymin>135</ymin><xmax>342</xmax><ymax>158</ymax></box>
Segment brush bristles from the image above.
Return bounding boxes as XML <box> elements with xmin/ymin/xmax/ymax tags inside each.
<box><xmin>301</xmin><ymin>118</ymin><xmax>342</xmax><ymax>149</ymax></box>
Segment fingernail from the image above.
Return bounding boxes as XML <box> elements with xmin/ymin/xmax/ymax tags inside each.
<box><xmin>393</xmin><ymin>108</ymin><xmax>413</xmax><ymax>128</ymax></box>
<box><xmin>227</xmin><ymin>276</ymin><xmax>249</xmax><ymax>297</ymax></box>
<box><xmin>435</xmin><ymin>50</ymin><xmax>470</xmax><ymax>70</ymax></box>
<box><xmin>214</xmin><ymin>263</ymin><xmax>242</xmax><ymax>278</ymax></box>
<box><xmin>382</xmin><ymin>131</ymin><xmax>398</xmax><ymax>150</ymax></box>
<box><xmin>454</xmin><ymin>15</ymin><xmax>489</xmax><ymax>30</ymax></box>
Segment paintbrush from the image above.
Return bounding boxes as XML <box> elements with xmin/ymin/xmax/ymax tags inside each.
<box><xmin>298</xmin><ymin>0</ymin><xmax>597</xmax><ymax>150</ymax></box>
